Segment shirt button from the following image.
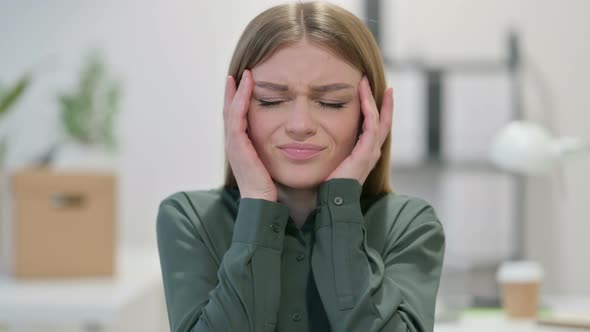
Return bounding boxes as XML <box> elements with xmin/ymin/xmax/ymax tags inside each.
<box><xmin>270</xmin><ymin>223</ymin><xmax>281</xmax><ymax>233</ymax></box>
<box><xmin>291</xmin><ymin>312</ymin><xmax>302</xmax><ymax>322</ymax></box>
<box><xmin>333</xmin><ymin>196</ymin><xmax>344</xmax><ymax>205</ymax></box>
<box><xmin>296</xmin><ymin>253</ymin><xmax>305</xmax><ymax>261</ymax></box>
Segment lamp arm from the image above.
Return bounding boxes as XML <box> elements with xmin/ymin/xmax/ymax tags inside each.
<box><xmin>556</xmin><ymin>137</ymin><xmax>590</xmax><ymax>158</ymax></box>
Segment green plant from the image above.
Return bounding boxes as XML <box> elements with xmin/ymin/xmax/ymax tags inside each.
<box><xmin>0</xmin><ymin>73</ymin><xmax>33</xmax><ymax>165</ymax></box>
<box><xmin>58</xmin><ymin>51</ymin><xmax>121</xmax><ymax>151</ymax></box>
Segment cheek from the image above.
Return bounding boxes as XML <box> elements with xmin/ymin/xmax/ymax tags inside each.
<box><xmin>338</xmin><ymin>124</ymin><xmax>360</xmax><ymax>153</ymax></box>
<box><xmin>321</xmin><ymin>110</ymin><xmax>360</xmax><ymax>152</ymax></box>
<box><xmin>246</xmin><ymin>110</ymin><xmax>264</xmax><ymax>146</ymax></box>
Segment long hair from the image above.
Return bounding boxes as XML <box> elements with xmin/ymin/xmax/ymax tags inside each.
<box><xmin>224</xmin><ymin>1</ymin><xmax>392</xmax><ymax>197</ymax></box>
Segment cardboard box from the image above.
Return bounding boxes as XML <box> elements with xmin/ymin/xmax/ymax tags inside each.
<box><xmin>1</xmin><ymin>168</ymin><xmax>116</xmax><ymax>279</ymax></box>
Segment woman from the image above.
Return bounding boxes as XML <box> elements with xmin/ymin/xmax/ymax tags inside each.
<box><xmin>157</xmin><ymin>2</ymin><xmax>445</xmax><ymax>332</ymax></box>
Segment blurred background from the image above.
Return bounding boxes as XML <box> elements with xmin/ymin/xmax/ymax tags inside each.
<box><xmin>1</xmin><ymin>0</ymin><xmax>589</xmax><ymax>331</ymax></box>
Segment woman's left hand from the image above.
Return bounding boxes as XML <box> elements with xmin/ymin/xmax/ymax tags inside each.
<box><xmin>326</xmin><ymin>76</ymin><xmax>394</xmax><ymax>185</ymax></box>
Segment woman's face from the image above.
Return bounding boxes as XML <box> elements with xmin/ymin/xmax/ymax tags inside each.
<box><xmin>248</xmin><ymin>40</ymin><xmax>362</xmax><ymax>189</ymax></box>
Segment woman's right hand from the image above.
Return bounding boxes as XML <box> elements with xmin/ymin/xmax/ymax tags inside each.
<box><xmin>224</xmin><ymin>69</ymin><xmax>277</xmax><ymax>202</ymax></box>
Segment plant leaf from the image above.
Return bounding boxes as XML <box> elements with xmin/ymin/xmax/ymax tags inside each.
<box><xmin>0</xmin><ymin>73</ymin><xmax>32</xmax><ymax>115</ymax></box>
<box><xmin>58</xmin><ymin>50</ymin><xmax>121</xmax><ymax>148</ymax></box>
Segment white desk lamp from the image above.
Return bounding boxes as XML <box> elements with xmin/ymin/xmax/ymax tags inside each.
<box><xmin>490</xmin><ymin>121</ymin><xmax>589</xmax><ymax>176</ymax></box>
<box><xmin>488</xmin><ymin>120</ymin><xmax>587</xmax><ymax>272</ymax></box>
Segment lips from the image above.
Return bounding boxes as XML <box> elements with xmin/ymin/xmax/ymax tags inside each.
<box><xmin>277</xmin><ymin>143</ymin><xmax>325</xmax><ymax>161</ymax></box>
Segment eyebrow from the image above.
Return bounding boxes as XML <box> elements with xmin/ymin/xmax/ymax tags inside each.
<box><xmin>254</xmin><ymin>81</ymin><xmax>353</xmax><ymax>92</ymax></box>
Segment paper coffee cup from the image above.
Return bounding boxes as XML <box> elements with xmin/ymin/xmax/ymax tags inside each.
<box><xmin>497</xmin><ymin>261</ymin><xmax>543</xmax><ymax>319</ymax></box>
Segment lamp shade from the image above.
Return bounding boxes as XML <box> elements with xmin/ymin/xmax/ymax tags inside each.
<box><xmin>489</xmin><ymin>121</ymin><xmax>587</xmax><ymax>176</ymax></box>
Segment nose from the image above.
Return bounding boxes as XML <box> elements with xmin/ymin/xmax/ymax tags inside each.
<box><xmin>285</xmin><ymin>98</ymin><xmax>317</xmax><ymax>140</ymax></box>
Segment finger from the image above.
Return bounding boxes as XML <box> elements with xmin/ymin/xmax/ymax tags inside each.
<box><xmin>378</xmin><ymin>87</ymin><xmax>394</xmax><ymax>143</ymax></box>
<box><xmin>355</xmin><ymin>77</ymin><xmax>381</xmax><ymax>158</ymax></box>
<box><xmin>224</xmin><ymin>75</ymin><xmax>236</xmax><ymax>115</ymax></box>
<box><xmin>224</xmin><ymin>75</ymin><xmax>236</xmax><ymax>135</ymax></box>
<box><xmin>230</xmin><ymin>70</ymin><xmax>254</xmax><ymax>134</ymax></box>
<box><xmin>358</xmin><ymin>76</ymin><xmax>379</xmax><ymax>135</ymax></box>
<box><xmin>233</xmin><ymin>70</ymin><xmax>254</xmax><ymax>116</ymax></box>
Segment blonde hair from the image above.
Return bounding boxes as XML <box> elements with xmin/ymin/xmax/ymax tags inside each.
<box><xmin>224</xmin><ymin>1</ymin><xmax>392</xmax><ymax>197</ymax></box>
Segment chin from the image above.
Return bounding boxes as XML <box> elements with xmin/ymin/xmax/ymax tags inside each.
<box><xmin>270</xmin><ymin>164</ymin><xmax>330</xmax><ymax>190</ymax></box>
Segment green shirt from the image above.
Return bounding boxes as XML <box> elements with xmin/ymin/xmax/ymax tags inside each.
<box><xmin>156</xmin><ymin>178</ymin><xmax>445</xmax><ymax>332</ymax></box>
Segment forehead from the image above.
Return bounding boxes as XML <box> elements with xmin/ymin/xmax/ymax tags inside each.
<box><xmin>251</xmin><ymin>40</ymin><xmax>362</xmax><ymax>85</ymax></box>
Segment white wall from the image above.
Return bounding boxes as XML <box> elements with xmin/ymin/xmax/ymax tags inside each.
<box><xmin>384</xmin><ymin>0</ymin><xmax>590</xmax><ymax>295</ymax></box>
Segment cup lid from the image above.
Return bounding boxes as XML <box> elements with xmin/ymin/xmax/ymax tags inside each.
<box><xmin>497</xmin><ymin>261</ymin><xmax>544</xmax><ymax>283</ymax></box>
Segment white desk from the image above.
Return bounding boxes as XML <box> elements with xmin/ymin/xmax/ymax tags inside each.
<box><xmin>435</xmin><ymin>298</ymin><xmax>590</xmax><ymax>332</ymax></box>
<box><xmin>0</xmin><ymin>247</ymin><xmax>166</xmax><ymax>332</ymax></box>
<box><xmin>435</xmin><ymin>316</ymin><xmax>585</xmax><ymax>332</ymax></box>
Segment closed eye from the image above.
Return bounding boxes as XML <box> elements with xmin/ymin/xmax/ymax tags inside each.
<box><xmin>318</xmin><ymin>101</ymin><xmax>345</xmax><ymax>110</ymax></box>
<box><xmin>256</xmin><ymin>99</ymin><xmax>346</xmax><ymax>110</ymax></box>
<box><xmin>256</xmin><ymin>99</ymin><xmax>284</xmax><ymax>108</ymax></box>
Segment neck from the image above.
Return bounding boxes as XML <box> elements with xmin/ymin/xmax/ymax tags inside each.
<box><xmin>276</xmin><ymin>182</ymin><xmax>318</xmax><ymax>228</ymax></box>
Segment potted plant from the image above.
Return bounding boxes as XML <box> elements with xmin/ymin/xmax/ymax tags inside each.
<box><xmin>49</xmin><ymin>51</ymin><xmax>122</xmax><ymax>169</ymax></box>
<box><xmin>5</xmin><ymin>52</ymin><xmax>122</xmax><ymax>278</ymax></box>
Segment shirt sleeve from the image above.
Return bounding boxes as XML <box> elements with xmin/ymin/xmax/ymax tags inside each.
<box><xmin>156</xmin><ymin>194</ymin><xmax>289</xmax><ymax>332</ymax></box>
<box><xmin>310</xmin><ymin>178</ymin><xmax>445</xmax><ymax>332</ymax></box>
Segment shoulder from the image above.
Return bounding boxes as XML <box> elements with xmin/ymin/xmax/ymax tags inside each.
<box><xmin>157</xmin><ymin>187</ymin><xmax>239</xmax><ymax>260</ymax></box>
<box><xmin>364</xmin><ymin>192</ymin><xmax>440</xmax><ymax>226</ymax></box>
<box><xmin>363</xmin><ymin>192</ymin><xmax>444</xmax><ymax>253</ymax></box>
<box><xmin>159</xmin><ymin>187</ymin><xmax>238</xmax><ymax>220</ymax></box>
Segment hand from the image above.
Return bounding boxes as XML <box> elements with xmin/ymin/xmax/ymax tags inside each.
<box><xmin>224</xmin><ymin>70</ymin><xmax>277</xmax><ymax>201</ymax></box>
<box><xmin>326</xmin><ymin>76</ymin><xmax>394</xmax><ymax>185</ymax></box>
